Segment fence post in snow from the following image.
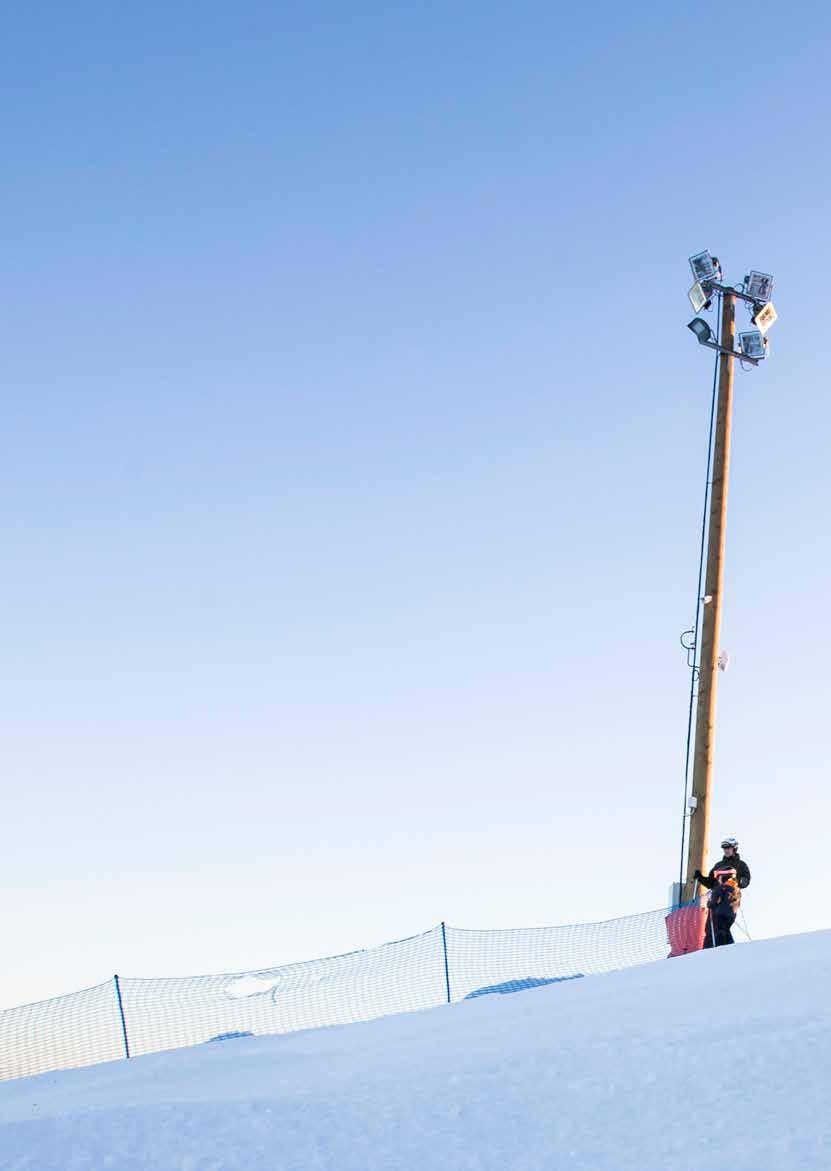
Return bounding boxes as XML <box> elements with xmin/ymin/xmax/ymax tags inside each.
<box><xmin>440</xmin><ymin>922</ymin><xmax>452</xmax><ymax>1003</ymax></box>
<box><xmin>113</xmin><ymin>975</ymin><xmax>130</xmax><ymax>1059</ymax></box>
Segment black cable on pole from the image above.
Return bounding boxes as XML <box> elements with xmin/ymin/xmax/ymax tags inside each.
<box><xmin>678</xmin><ymin>295</ymin><xmax>722</xmax><ymax>899</ymax></box>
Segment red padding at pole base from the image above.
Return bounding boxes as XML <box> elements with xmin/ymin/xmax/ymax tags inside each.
<box><xmin>665</xmin><ymin>905</ymin><xmax>708</xmax><ymax>957</ymax></box>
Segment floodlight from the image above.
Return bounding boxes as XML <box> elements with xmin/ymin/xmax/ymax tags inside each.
<box><xmin>689</xmin><ymin>251</ymin><xmax>719</xmax><ymax>283</ymax></box>
<box><xmin>688</xmin><ymin>281</ymin><xmax>711</xmax><ymax>313</ymax></box>
<box><xmin>687</xmin><ymin>317</ymin><xmax>713</xmax><ymax>344</ymax></box>
<box><xmin>751</xmin><ymin>301</ymin><xmax>777</xmax><ymax>335</ymax></box>
<box><xmin>745</xmin><ymin>271</ymin><xmax>773</xmax><ymax>302</ymax></box>
<box><xmin>739</xmin><ymin>330</ymin><xmax>766</xmax><ymax>360</ymax></box>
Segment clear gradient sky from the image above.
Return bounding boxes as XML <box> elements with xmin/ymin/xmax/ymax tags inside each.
<box><xmin>3</xmin><ymin>2</ymin><xmax>830</xmax><ymax>1009</ymax></box>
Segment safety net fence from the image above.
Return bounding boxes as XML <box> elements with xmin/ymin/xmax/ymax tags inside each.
<box><xmin>0</xmin><ymin>903</ymin><xmax>695</xmax><ymax>1083</ymax></box>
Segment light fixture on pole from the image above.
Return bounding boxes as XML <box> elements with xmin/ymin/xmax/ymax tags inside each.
<box><xmin>751</xmin><ymin>301</ymin><xmax>778</xmax><ymax>334</ymax></box>
<box><xmin>688</xmin><ymin>281</ymin><xmax>712</xmax><ymax>314</ymax></box>
<box><xmin>687</xmin><ymin>317</ymin><xmax>712</xmax><ymax>344</ymax></box>
<box><xmin>689</xmin><ymin>251</ymin><xmax>721</xmax><ymax>284</ymax></box>
<box><xmin>738</xmin><ymin>330</ymin><xmax>767</xmax><ymax>360</ymax></box>
<box><xmin>745</xmin><ymin>271</ymin><xmax>774</xmax><ymax>302</ymax></box>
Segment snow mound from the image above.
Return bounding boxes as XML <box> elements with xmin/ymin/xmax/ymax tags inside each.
<box><xmin>1</xmin><ymin>930</ymin><xmax>829</xmax><ymax>1171</ymax></box>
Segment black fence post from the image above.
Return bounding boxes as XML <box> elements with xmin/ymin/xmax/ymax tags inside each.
<box><xmin>113</xmin><ymin>975</ymin><xmax>130</xmax><ymax>1059</ymax></box>
<box><xmin>440</xmin><ymin>921</ymin><xmax>452</xmax><ymax>1003</ymax></box>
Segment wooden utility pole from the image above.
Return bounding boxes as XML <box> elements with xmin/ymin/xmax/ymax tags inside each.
<box><xmin>684</xmin><ymin>292</ymin><xmax>736</xmax><ymax>898</ymax></box>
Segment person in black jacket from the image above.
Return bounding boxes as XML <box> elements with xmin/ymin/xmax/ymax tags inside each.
<box><xmin>694</xmin><ymin>837</ymin><xmax>751</xmax><ymax>948</ymax></box>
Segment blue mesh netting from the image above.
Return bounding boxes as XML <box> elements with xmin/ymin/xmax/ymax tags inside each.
<box><xmin>0</xmin><ymin>906</ymin><xmax>685</xmax><ymax>1082</ymax></box>
<box><xmin>118</xmin><ymin>927</ymin><xmax>447</xmax><ymax>1061</ymax></box>
<box><xmin>0</xmin><ymin>981</ymin><xmax>127</xmax><ymax>1083</ymax></box>
<box><xmin>444</xmin><ymin>907</ymin><xmax>676</xmax><ymax>1000</ymax></box>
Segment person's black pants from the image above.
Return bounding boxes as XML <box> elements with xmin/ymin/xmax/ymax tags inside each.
<box><xmin>703</xmin><ymin>909</ymin><xmax>736</xmax><ymax>948</ymax></box>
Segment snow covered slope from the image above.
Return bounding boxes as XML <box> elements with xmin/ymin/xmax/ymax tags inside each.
<box><xmin>1</xmin><ymin>930</ymin><xmax>829</xmax><ymax>1171</ymax></box>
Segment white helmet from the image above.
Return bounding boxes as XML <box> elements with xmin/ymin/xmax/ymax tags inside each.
<box><xmin>721</xmin><ymin>836</ymin><xmax>738</xmax><ymax>849</ymax></box>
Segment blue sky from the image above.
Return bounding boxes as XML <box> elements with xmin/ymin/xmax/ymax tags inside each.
<box><xmin>3</xmin><ymin>2</ymin><xmax>830</xmax><ymax>1007</ymax></box>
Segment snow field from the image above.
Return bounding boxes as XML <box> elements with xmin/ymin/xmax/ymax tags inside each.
<box><xmin>0</xmin><ymin>929</ymin><xmax>829</xmax><ymax>1170</ymax></box>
